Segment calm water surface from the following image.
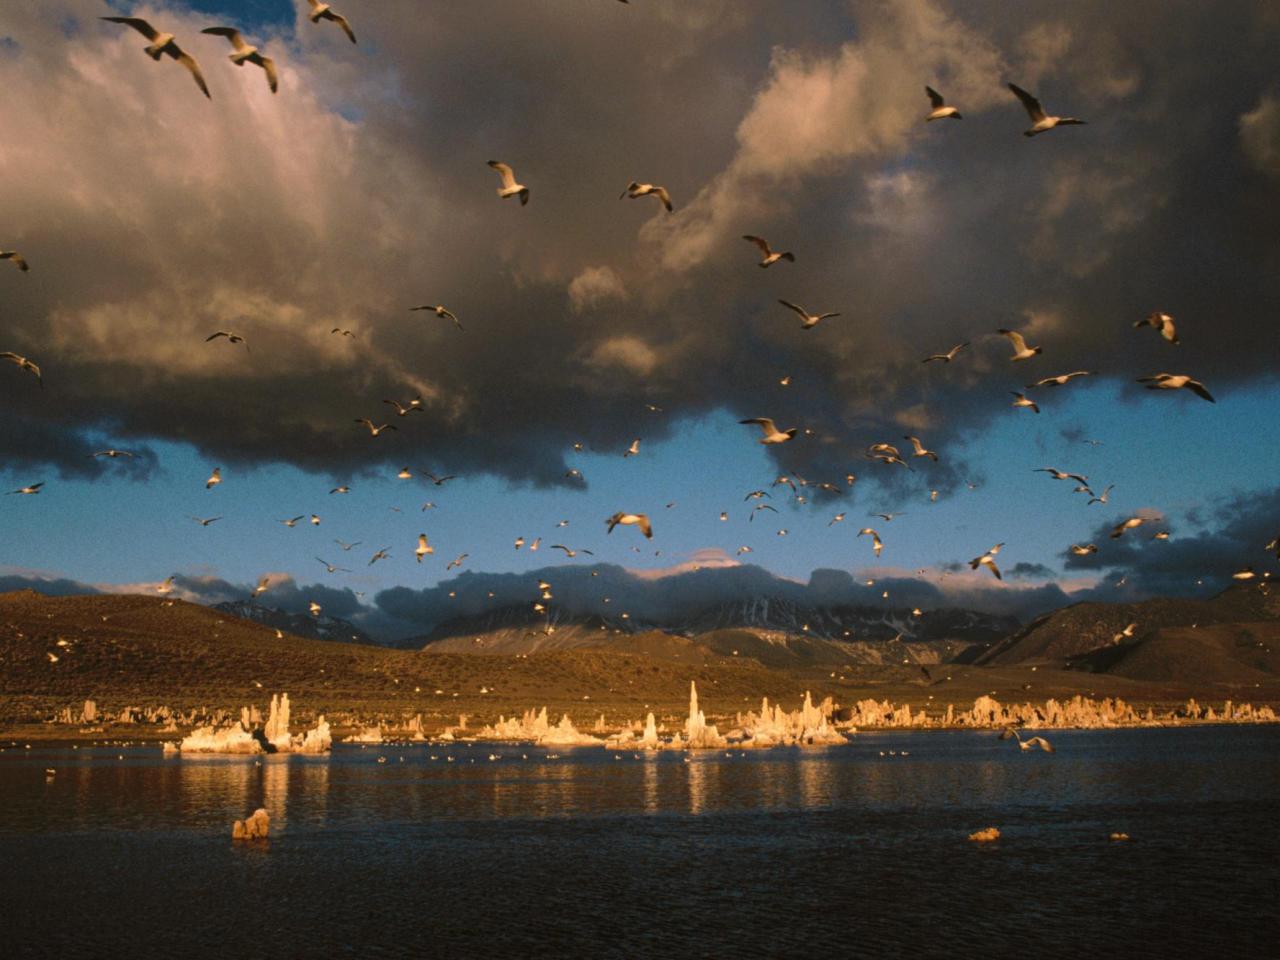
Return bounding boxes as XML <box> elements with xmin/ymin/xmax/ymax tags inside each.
<box><xmin>2</xmin><ymin>726</ymin><xmax>1278</xmax><ymax>959</ymax></box>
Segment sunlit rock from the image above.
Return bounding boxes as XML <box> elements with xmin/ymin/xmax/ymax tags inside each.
<box><xmin>232</xmin><ymin>808</ymin><xmax>270</xmax><ymax>841</ymax></box>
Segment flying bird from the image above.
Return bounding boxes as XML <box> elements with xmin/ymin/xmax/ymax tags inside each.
<box><xmin>368</xmin><ymin>548</ymin><xmax>391</xmax><ymax>566</ymax></box>
<box><xmin>89</xmin><ymin>449</ymin><xmax>136</xmax><ymax>459</ymax></box>
<box><xmin>969</xmin><ymin>543</ymin><xmax>1005</xmax><ymax>579</ymax></box>
<box><xmin>1088</xmin><ymin>485</ymin><xmax>1115</xmax><ymax>506</ymax></box>
<box><xmin>447</xmin><ymin>554</ymin><xmax>469</xmax><ymax>571</ymax></box>
<box><xmin>922</xmin><ymin>342</ymin><xmax>968</xmax><ymax>363</ymax></box>
<box><xmin>858</xmin><ymin>528</ymin><xmax>884</xmax><ymax>557</ymax></box>
<box><xmin>205</xmin><ymin>331</ymin><xmax>246</xmax><ymax>347</ymax></box>
<box><xmin>997</xmin><ymin>328</ymin><xmax>1042</xmax><ymax>361</ymax></box>
<box><xmin>1070</xmin><ymin>544</ymin><xmax>1098</xmax><ymax>555</ymax></box>
<box><xmin>623</xmin><ymin>439</ymin><xmax>641</xmax><ymax>458</ymax></box>
<box><xmin>309</xmin><ymin>602</ymin><xmax>322</xmax><ymax>616</ymax></box>
<box><xmin>316</xmin><ymin>558</ymin><xmax>350</xmax><ymax>574</ymax></box>
<box><xmin>1134</xmin><ymin>311</ymin><xmax>1179</xmax><ymax>344</ymax></box>
<box><xmin>205</xmin><ymin>468</ymin><xmax>222</xmax><ymax>489</ymax></box>
<box><xmin>383</xmin><ymin>399</ymin><xmax>424</xmax><ymax>417</ymax></box>
<box><xmin>1</xmin><ymin>352</ymin><xmax>42</xmax><ymax>385</ymax></box>
<box><xmin>331</xmin><ymin>327</ymin><xmax>354</xmax><ymax>337</ymax></box>
<box><xmin>201</xmin><ymin>27</ymin><xmax>277</xmax><ymax>93</ymax></box>
<box><xmin>1000</xmin><ymin>728</ymin><xmax>1054</xmax><ymax>751</ymax></box>
<box><xmin>1113</xmin><ymin>622</ymin><xmax>1138</xmax><ymax>644</ymax></box>
<box><xmin>904</xmin><ymin>436</ymin><xmax>938</xmax><ymax>461</ymax></box>
<box><xmin>550</xmin><ymin>545</ymin><xmax>594</xmax><ymax>558</ymax></box>
<box><xmin>277</xmin><ymin>516</ymin><xmax>304</xmax><ymax>528</ymax></box>
<box><xmin>305</xmin><ymin>1</ymin><xmax>356</xmax><ymax>43</ymax></box>
<box><xmin>1027</xmin><ymin>371</ymin><xmax>1092</xmax><ymax>388</ymax></box>
<box><xmin>101</xmin><ymin>17</ymin><xmax>210</xmax><ymax>98</ymax></box>
<box><xmin>925</xmin><ymin>85</ymin><xmax>962</xmax><ymax>120</ymax></box>
<box><xmin>739</xmin><ymin>418</ymin><xmax>797</xmax><ymax>444</ymax></box>
<box><xmin>1007</xmin><ymin>83</ymin><xmax>1086</xmax><ymax>136</ymax></box>
<box><xmin>1035</xmin><ymin>468</ymin><xmax>1089</xmax><ymax>485</ymax></box>
<box><xmin>355</xmin><ymin>419</ymin><xmax>397</xmax><ymax>436</ymax></box>
<box><xmin>0</xmin><ymin>251</ymin><xmax>29</xmax><ymax>272</ymax></box>
<box><xmin>330</xmin><ymin>485</ymin><xmax>350</xmax><ymax>494</ymax></box>
<box><xmin>334</xmin><ymin>539</ymin><xmax>361</xmax><ymax>551</ymax></box>
<box><xmin>620</xmin><ymin>182</ymin><xmax>673</xmax><ymax>212</ymax></box>
<box><xmin>778</xmin><ymin>300</ymin><xmax>839</xmax><ymax>330</ymax></box>
<box><xmin>742</xmin><ymin>235</ymin><xmax>794</xmax><ymax>267</ymax></box>
<box><xmin>1136</xmin><ymin>373</ymin><xmax>1215</xmax><ymax>403</ymax></box>
<box><xmin>410</xmin><ymin>304</ymin><xmax>462</xmax><ymax>330</ymax></box>
<box><xmin>606</xmin><ymin>512</ymin><xmax>653</xmax><ymax>539</ymax></box>
<box><xmin>488</xmin><ymin>161</ymin><xmax>529</xmax><ymax>205</ymax></box>
<box><xmin>155</xmin><ymin>576</ymin><xmax>175</xmax><ymax>596</ymax></box>
<box><xmin>424</xmin><ymin>473</ymin><xmax>457</xmax><ymax>486</ymax></box>
<box><xmin>189</xmin><ymin>516</ymin><xmax>222</xmax><ymax>527</ymax></box>
<box><xmin>7</xmin><ymin>482</ymin><xmax>43</xmax><ymax>495</ymax></box>
<box><xmin>1010</xmin><ymin>392</ymin><xmax>1040</xmax><ymax>414</ymax></box>
<box><xmin>1110</xmin><ymin>516</ymin><xmax>1151</xmax><ymax>539</ymax></box>
<box><xmin>415</xmin><ymin>534</ymin><xmax>433</xmax><ymax>563</ymax></box>
<box><xmin>251</xmin><ymin>575</ymin><xmax>271</xmax><ymax>597</ymax></box>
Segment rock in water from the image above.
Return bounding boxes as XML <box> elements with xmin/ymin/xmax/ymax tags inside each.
<box><xmin>1109</xmin><ymin>832</ymin><xmax>1131</xmax><ymax>842</ymax></box>
<box><xmin>968</xmin><ymin>826</ymin><xmax>1000</xmax><ymax>842</ymax></box>
<box><xmin>232</xmin><ymin>808</ymin><xmax>270</xmax><ymax>841</ymax></box>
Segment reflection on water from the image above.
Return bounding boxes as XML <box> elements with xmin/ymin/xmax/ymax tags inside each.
<box><xmin>2</xmin><ymin>728</ymin><xmax>1279</xmax><ymax>959</ymax></box>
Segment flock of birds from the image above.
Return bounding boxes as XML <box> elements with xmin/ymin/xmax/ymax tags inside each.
<box><xmin>2</xmin><ymin>3</ymin><xmax>1275</xmax><ymax>633</ymax></box>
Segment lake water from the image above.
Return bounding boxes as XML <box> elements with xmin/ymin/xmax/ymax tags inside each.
<box><xmin>2</xmin><ymin>726</ymin><xmax>1278</xmax><ymax>959</ymax></box>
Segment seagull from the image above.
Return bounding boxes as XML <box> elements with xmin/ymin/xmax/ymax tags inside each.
<box><xmin>514</xmin><ymin>536</ymin><xmax>526</xmax><ymax>550</ymax></box>
<box><xmin>1000</xmin><ymin>728</ymin><xmax>1054</xmax><ymax>751</ymax></box>
<box><xmin>309</xmin><ymin>602</ymin><xmax>322</xmax><ymax>616</ymax></box>
<box><xmin>153</xmin><ymin>576</ymin><xmax>175</xmax><ymax>596</ymax></box>
<box><xmin>749</xmin><ymin>503</ymin><xmax>778</xmax><ymax>522</ymax></box>
<box><xmin>90</xmin><ymin>449</ymin><xmax>136</xmax><ymax>459</ymax></box>
<box><xmin>1007</xmin><ymin>83</ymin><xmax>1086</xmax><ymax>137</ymax></box>
<box><xmin>331</xmin><ymin>328</ymin><xmax>356</xmax><ymax>339</ymax></box>
<box><xmin>383</xmin><ymin>399</ymin><xmax>424</xmax><ymax>417</ymax></box>
<box><xmin>742</xmin><ymin>235</ymin><xmax>794</xmax><ymax>267</ymax></box>
<box><xmin>925</xmin><ymin>85</ymin><xmax>962</xmax><ymax>120</ymax></box>
<box><xmin>969</xmin><ymin>543</ymin><xmax>1004</xmax><ymax>579</ymax></box>
<box><xmin>316</xmin><ymin>558</ymin><xmax>350</xmax><ymax>574</ymax></box>
<box><xmin>606</xmin><ymin>512</ymin><xmax>652</xmax><ymax>539</ymax></box>
<box><xmin>1010</xmin><ymin>392</ymin><xmax>1040</xmax><ymax>414</ymax></box>
<box><xmin>424</xmin><ymin>473</ymin><xmax>457</xmax><ymax>486</ymax></box>
<box><xmin>1267</xmin><ymin>534</ymin><xmax>1279</xmax><ymax>559</ymax></box>
<box><xmin>396</xmin><ymin>467</ymin><xmax>414</xmax><ymax>480</ymax></box>
<box><xmin>1136</xmin><ymin>374</ymin><xmax>1215</xmax><ymax>403</ymax></box>
<box><xmin>1231</xmin><ymin>567</ymin><xmax>1257</xmax><ymax>581</ymax></box>
<box><xmin>447</xmin><ymin>553</ymin><xmax>468</xmax><ymax>571</ymax></box>
<box><xmin>189</xmin><ymin>516</ymin><xmax>222</xmax><ymax>527</ymax></box>
<box><xmin>0</xmin><ymin>251</ymin><xmax>29</xmax><ymax>272</ymax></box>
<box><xmin>736</xmin><ymin>545</ymin><xmax>753</xmax><ymax>556</ymax></box>
<box><xmin>410</xmin><ymin>304</ymin><xmax>462</xmax><ymax>330</ymax></box>
<box><xmin>997</xmin><ymin>328</ymin><xmax>1042</xmax><ymax>361</ymax></box>
<box><xmin>1088</xmin><ymin>484</ymin><xmax>1114</xmax><ymax>506</ymax></box>
<box><xmin>779</xmin><ymin>375</ymin><xmax>792</xmax><ymax>386</ymax></box>
<box><xmin>101</xmin><ymin>17</ymin><xmax>210</xmax><ymax>98</ymax></box>
<box><xmin>739</xmin><ymin>418</ymin><xmax>797</xmax><ymax>444</ymax></box>
<box><xmin>904</xmin><ymin>436</ymin><xmax>938</xmax><ymax>461</ymax></box>
<box><xmin>620</xmin><ymin>182</ymin><xmax>673</xmax><ymax>212</ymax></box>
<box><xmin>550</xmin><ymin>544</ymin><xmax>594</xmax><ymax>558</ymax></box>
<box><xmin>1110</xmin><ymin>516</ymin><xmax>1150</xmax><ymax>539</ymax></box>
<box><xmin>305</xmin><ymin>1</ymin><xmax>356</xmax><ymax>43</ymax></box>
<box><xmin>1112</xmin><ymin>622</ymin><xmax>1138</xmax><ymax>644</ymax></box>
<box><xmin>205</xmin><ymin>468</ymin><xmax>222</xmax><ymax>489</ymax></box>
<box><xmin>565</xmin><ymin>468</ymin><xmax>583</xmax><ymax>480</ymax></box>
<box><xmin>329</xmin><ymin>485</ymin><xmax>350</xmax><ymax>494</ymax></box>
<box><xmin>488</xmin><ymin>161</ymin><xmax>529</xmax><ymax>205</ymax></box>
<box><xmin>1070</xmin><ymin>544</ymin><xmax>1098</xmax><ymax>555</ymax></box>
<box><xmin>355</xmin><ymin>419</ymin><xmax>397</xmax><ymax>436</ymax></box>
<box><xmin>368</xmin><ymin>548</ymin><xmax>391</xmax><ymax>566</ymax></box>
<box><xmin>1027</xmin><ymin>371</ymin><xmax>1092</xmax><ymax>388</ymax></box>
<box><xmin>334</xmin><ymin>539</ymin><xmax>361</xmax><ymax>551</ymax></box>
<box><xmin>778</xmin><ymin>300</ymin><xmax>839</xmax><ymax>330</ymax></box>
<box><xmin>1134</xmin><ymin>311</ymin><xmax>1179</xmax><ymax>344</ymax></box>
<box><xmin>277</xmin><ymin>516</ymin><xmax>304</xmax><ymax>528</ymax></box>
<box><xmin>1153</xmin><ymin>531</ymin><xmax>1170</xmax><ymax>541</ymax></box>
<box><xmin>874</xmin><ymin>512</ymin><xmax>905</xmax><ymax>522</ymax></box>
<box><xmin>0</xmin><ymin>352</ymin><xmax>42</xmax><ymax>385</ymax></box>
<box><xmin>858</xmin><ymin>528</ymin><xmax>884</xmax><ymax>557</ymax></box>
<box><xmin>623</xmin><ymin>439</ymin><xmax>641</xmax><ymax>458</ymax></box>
<box><xmin>1036</xmin><ymin>468</ymin><xmax>1090</xmax><ymax>485</ymax></box>
<box><xmin>251</xmin><ymin>575</ymin><xmax>271</xmax><ymax>597</ymax></box>
<box><xmin>829</xmin><ymin>513</ymin><xmax>846</xmax><ymax>526</ymax></box>
<box><xmin>922</xmin><ymin>342</ymin><xmax>968</xmax><ymax>363</ymax></box>
<box><xmin>205</xmin><ymin>331</ymin><xmax>247</xmax><ymax>347</ymax></box>
<box><xmin>201</xmin><ymin>27</ymin><xmax>277</xmax><ymax>93</ymax></box>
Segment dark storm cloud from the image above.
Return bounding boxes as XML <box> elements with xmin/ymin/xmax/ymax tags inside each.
<box><xmin>1062</xmin><ymin>488</ymin><xmax>1280</xmax><ymax>595</ymax></box>
<box><xmin>0</xmin><ymin>1</ymin><xmax>1276</xmax><ymax>508</ymax></box>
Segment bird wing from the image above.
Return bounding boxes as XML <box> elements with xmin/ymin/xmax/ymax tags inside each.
<box><xmin>984</xmin><ymin>558</ymin><xmax>1001</xmax><ymax>580</ymax></box>
<box><xmin>998</xmin><ymin>328</ymin><xmax>1029</xmax><ymax>353</ymax></box>
<box><xmin>102</xmin><ymin>17</ymin><xmax>160</xmax><ymax>41</ymax></box>
<box><xmin>174</xmin><ymin>49</ymin><xmax>211</xmax><ymax>98</ymax></box>
<box><xmin>201</xmin><ymin>26</ymin><xmax>245</xmax><ymax>47</ymax></box>
<box><xmin>925</xmin><ymin>85</ymin><xmax>945</xmax><ymax>108</ymax></box>
<box><xmin>205</xmin><ymin>332</ymin><xmax>228</xmax><ymax>341</ymax></box>
<box><xmin>637</xmin><ymin>515</ymin><xmax>653</xmax><ymax>538</ymax></box>
<box><xmin>259</xmin><ymin>55</ymin><xmax>278</xmax><ymax>93</ymax></box>
<box><xmin>740</xmin><ymin>418</ymin><xmax>776</xmax><ymax>434</ymax></box>
<box><xmin>1026</xmin><ymin>737</ymin><xmax>1054</xmax><ymax>752</ymax></box>
<box><xmin>817</xmin><ymin>313</ymin><xmax>841</xmax><ymax>320</ymax></box>
<box><xmin>777</xmin><ymin>300</ymin><xmax>808</xmax><ymax>318</ymax></box>
<box><xmin>654</xmin><ymin>186</ymin><xmax>673</xmax><ymax>211</ymax></box>
<box><xmin>743</xmin><ymin>235</ymin><xmax>772</xmax><ymax>255</ymax></box>
<box><xmin>1008</xmin><ymin>83</ymin><xmax>1046</xmax><ymax>122</ymax></box>
<box><xmin>330</xmin><ymin>12</ymin><xmax>357</xmax><ymax>43</ymax></box>
<box><xmin>488</xmin><ymin>161</ymin><xmax>517</xmax><ymax>188</ymax></box>
<box><xmin>1186</xmin><ymin>379</ymin><xmax>1215</xmax><ymax>402</ymax></box>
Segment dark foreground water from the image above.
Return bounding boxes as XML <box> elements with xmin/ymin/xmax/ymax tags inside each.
<box><xmin>2</xmin><ymin>726</ymin><xmax>1278</xmax><ymax>959</ymax></box>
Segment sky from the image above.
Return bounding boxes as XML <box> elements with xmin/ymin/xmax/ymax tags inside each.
<box><xmin>1</xmin><ymin>0</ymin><xmax>1278</xmax><ymax>639</ymax></box>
